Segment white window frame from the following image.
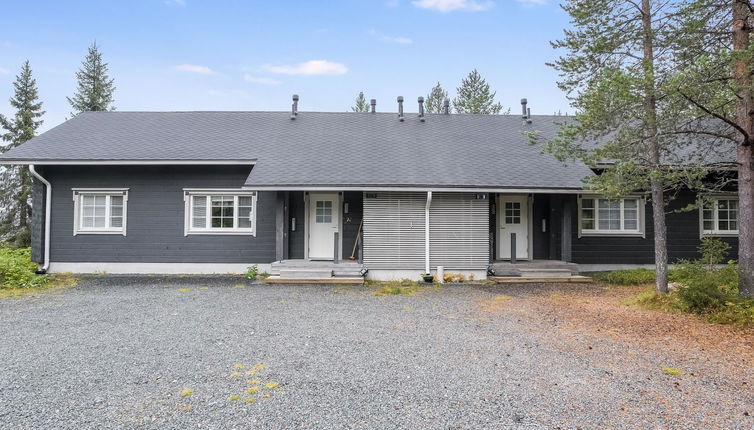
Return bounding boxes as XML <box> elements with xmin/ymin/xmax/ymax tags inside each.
<box><xmin>72</xmin><ymin>188</ymin><xmax>129</xmax><ymax>236</ymax></box>
<box><xmin>577</xmin><ymin>195</ymin><xmax>645</xmax><ymax>237</ymax></box>
<box><xmin>700</xmin><ymin>195</ymin><xmax>739</xmax><ymax>237</ymax></box>
<box><xmin>183</xmin><ymin>189</ymin><xmax>257</xmax><ymax>236</ymax></box>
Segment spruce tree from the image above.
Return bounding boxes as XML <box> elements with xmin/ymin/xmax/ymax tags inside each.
<box><xmin>351</xmin><ymin>92</ymin><xmax>369</xmax><ymax>112</ymax></box>
<box><xmin>67</xmin><ymin>42</ymin><xmax>116</xmax><ymax>114</ymax></box>
<box><xmin>0</xmin><ymin>61</ymin><xmax>45</xmax><ymax>247</ymax></box>
<box><xmin>452</xmin><ymin>69</ymin><xmax>504</xmax><ymax>114</ymax></box>
<box><xmin>425</xmin><ymin>82</ymin><xmax>449</xmax><ymax>113</ymax></box>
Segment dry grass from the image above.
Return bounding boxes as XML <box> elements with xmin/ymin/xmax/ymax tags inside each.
<box><xmin>0</xmin><ymin>273</ymin><xmax>78</xmax><ymax>300</ymax></box>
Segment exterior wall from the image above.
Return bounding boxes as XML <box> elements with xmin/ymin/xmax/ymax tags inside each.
<box><xmin>31</xmin><ymin>178</ymin><xmax>46</xmax><ymax>263</ymax></box>
<box><xmin>429</xmin><ymin>192</ymin><xmax>489</xmax><ymax>269</ymax></box>
<box><xmin>287</xmin><ymin>191</ymin><xmax>306</xmax><ymax>259</ymax></box>
<box><xmin>342</xmin><ymin>191</ymin><xmax>363</xmax><ymax>260</ymax></box>
<box><xmin>570</xmin><ymin>189</ymin><xmax>738</xmax><ymax>264</ymax></box>
<box><xmin>40</xmin><ymin>165</ymin><xmax>275</xmax><ymax>265</ymax></box>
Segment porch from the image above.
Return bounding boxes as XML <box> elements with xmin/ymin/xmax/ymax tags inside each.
<box><xmin>264</xmin><ymin>259</ymin><xmax>366</xmax><ymax>284</ymax></box>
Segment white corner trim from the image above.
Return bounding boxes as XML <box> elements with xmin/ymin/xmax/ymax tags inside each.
<box><xmin>48</xmin><ymin>262</ymin><xmax>271</xmax><ymax>275</ymax></box>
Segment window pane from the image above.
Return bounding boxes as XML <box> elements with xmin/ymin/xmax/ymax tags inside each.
<box><xmin>94</xmin><ymin>216</ymin><xmax>106</xmax><ymax>228</ymax></box>
<box><xmin>237</xmin><ymin>206</ymin><xmax>252</xmax><ymax>228</ymax></box>
<box><xmin>192</xmin><ymin>196</ymin><xmax>207</xmax><ymax>229</ymax></box>
<box><xmin>83</xmin><ymin>195</ymin><xmax>95</xmax><ymax>206</ymax></box>
<box><xmin>581</xmin><ymin>199</ymin><xmax>594</xmax><ymax>209</ymax></box>
<box><xmin>624</xmin><ymin>219</ymin><xmax>637</xmax><ymax>230</ymax></box>
<box><xmin>111</xmin><ymin>195</ymin><xmax>123</xmax><ymax>206</ymax></box>
<box><xmin>83</xmin><ymin>206</ymin><xmax>94</xmax><ymax>217</ymax></box>
<box><xmin>111</xmin><ymin>217</ymin><xmax>123</xmax><ymax>228</ymax></box>
<box><xmin>211</xmin><ymin>195</ymin><xmax>234</xmax><ymax>228</ymax></box>
<box><xmin>703</xmin><ymin>220</ymin><xmax>714</xmax><ymax>230</ymax></box>
<box><xmin>582</xmin><ymin>220</ymin><xmax>594</xmax><ymax>230</ymax></box>
<box><xmin>238</xmin><ymin>196</ymin><xmax>252</xmax><ymax>206</ymax></box>
<box><xmin>623</xmin><ymin>199</ymin><xmax>637</xmax><ymax>210</ymax></box>
<box><xmin>94</xmin><ymin>195</ymin><xmax>106</xmax><ymax>206</ymax></box>
<box><xmin>82</xmin><ymin>217</ymin><xmax>94</xmax><ymax>228</ymax></box>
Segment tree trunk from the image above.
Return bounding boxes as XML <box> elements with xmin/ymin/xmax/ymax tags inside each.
<box><xmin>642</xmin><ymin>0</ymin><xmax>669</xmax><ymax>293</ymax></box>
<box><xmin>732</xmin><ymin>2</ymin><xmax>754</xmax><ymax>297</ymax></box>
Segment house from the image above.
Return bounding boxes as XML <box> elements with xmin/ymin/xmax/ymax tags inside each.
<box><xmin>0</xmin><ymin>96</ymin><xmax>740</xmax><ymax>281</ymax></box>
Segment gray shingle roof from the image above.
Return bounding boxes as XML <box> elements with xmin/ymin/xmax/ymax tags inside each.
<box><xmin>0</xmin><ymin>111</ymin><xmax>594</xmax><ymax>189</ymax></box>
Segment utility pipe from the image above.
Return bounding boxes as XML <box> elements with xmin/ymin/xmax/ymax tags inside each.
<box><xmin>425</xmin><ymin>191</ymin><xmax>432</xmax><ymax>274</ymax></box>
<box><xmin>28</xmin><ymin>165</ymin><xmax>51</xmax><ymax>273</ymax></box>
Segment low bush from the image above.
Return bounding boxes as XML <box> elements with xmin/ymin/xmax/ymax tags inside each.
<box><xmin>592</xmin><ymin>268</ymin><xmax>656</xmax><ymax>285</ymax></box>
<box><xmin>0</xmin><ymin>247</ymin><xmax>49</xmax><ymax>289</ymax></box>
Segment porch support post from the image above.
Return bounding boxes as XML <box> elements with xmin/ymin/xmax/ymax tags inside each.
<box><xmin>561</xmin><ymin>196</ymin><xmax>572</xmax><ymax>262</ymax></box>
<box><xmin>425</xmin><ymin>191</ymin><xmax>432</xmax><ymax>274</ymax></box>
<box><xmin>275</xmin><ymin>191</ymin><xmax>289</xmax><ymax>261</ymax></box>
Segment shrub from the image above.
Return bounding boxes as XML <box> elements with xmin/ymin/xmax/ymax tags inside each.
<box><xmin>698</xmin><ymin>237</ymin><xmax>731</xmax><ymax>271</ymax></box>
<box><xmin>246</xmin><ymin>265</ymin><xmax>258</xmax><ymax>280</ymax></box>
<box><xmin>0</xmin><ymin>247</ymin><xmax>49</xmax><ymax>289</ymax></box>
<box><xmin>592</xmin><ymin>268</ymin><xmax>656</xmax><ymax>285</ymax></box>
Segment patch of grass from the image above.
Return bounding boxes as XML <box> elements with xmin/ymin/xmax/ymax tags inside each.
<box><xmin>592</xmin><ymin>269</ymin><xmax>656</xmax><ymax>286</ymax></box>
<box><xmin>372</xmin><ymin>279</ymin><xmax>441</xmax><ymax>296</ymax></box>
<box><xmin>660</xmin><ymin>366</ymin><xmax>683</xmax><ymax>377</ymax></box>
<box><xmin>261</xmin><ymin>393</ymin><xmax>271</xmax><ymax>398</ymax></box>
<box><xmin>246</xmin><ymin>387</ymin><xmax>260</xmax><ymax>394</ymax></box>
<box><xmin>0</xmin><ymin>273</ymin><xmax>77</xmax><ymax>300</ymax></box>
<box><xmin>180</xmin><ymin>388</ymin><xmax>194</xmax><ymax>397</ymax></box>
<box><xmin>264</xmin><ymin>382</ymin><xmax>279</xmax><ymax>389</ymax></box>
<box><xmin>234</xmin><ymin>363</ymin><xmax>245</xmax><ymax>369</ymax></box>
<box><xmin>403</xmin><ymin>306</ymin><xmax>413</xmax><ymax>311</ymax></box>
<box><xmin>230</xmin><ymin>371</ymin><xmax>241</xmax><ymax>377</ymax></box>
<box><xmin>258</xmin><ymin>272</ymin><xmax>270</xmax><ymax>281</ymax></box>
<box><xmin>234</xmin><ymin>284</ymin><xmax>246</xmax><ymax>289</ymax></box>
<box><xmin>624</xmin><ymin>289</ymin><xmax>680</xmax><ymax>313</ymax></box>
<box><xmin>229</xmin><ymin>395</ymin><xmax>240</xmax><ymax>401</ymax></box>
<box><xmin>480</xmin><ymin>295</ymin><xmax>513</xmax><ymax>313</ymax></box>
<box><xmin>0</xmin><ymin>248</ymin><xmax>50</xmax><ymax>289</ymax></box>
<box><xmin>245</xmin><ymin>397</ymin><xmax>256</xmax><ymax>404</ymax></box>
<box><xmin>177</xmin><ymin>288</ymin><xmax>191</xmax><ymax>293</ymax></box>
<box><xmin>247</xmin><ymin>379</ymin><xmax>261</xmax><ymax>384</ymax></box>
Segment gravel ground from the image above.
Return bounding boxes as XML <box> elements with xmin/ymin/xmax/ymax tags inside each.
<box><xmin>0</xmin><ymin>277</ymin><xmax>752</xmax><ymax>429</ymax></box>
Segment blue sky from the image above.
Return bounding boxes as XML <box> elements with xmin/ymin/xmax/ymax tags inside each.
<box><xmin>0</xmin><ymin>0</ymin><xmax>572</xmax><ymax>132</ymax></box>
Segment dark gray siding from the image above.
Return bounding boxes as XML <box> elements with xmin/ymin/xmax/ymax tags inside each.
<box><xmin>30</xmin><ymin>178</ymin><xmax>46</xmax><ymax>263</ymax></box>
<box><xmin>571</xmin><ymin>189</ymin><xmax>738</xmax><ymax>264</ymax></box>
<box><xmin>342</xmin><ymin>191</ymin><xmax>363</xmax><ymax>260</ymax></box>
<box><xmin>287</xmin><ymin>191</ymin><xmax>306</xmax><ymax>259</ymax></box>
<box><xmin>42</xmin><ymin>165</ymin><xmax>275</xmax><ymax>264</ymax></box>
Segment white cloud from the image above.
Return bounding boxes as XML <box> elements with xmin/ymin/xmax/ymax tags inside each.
<box><xmin>262</xmin><ymin>60</ymin><xmax>348</xmax><ymax>76</ymax></box>
<box><xmin>368</xmin><ymin>29</ymin><xmax>413</xmax><ymax>44</ymax></box>
<box><xmin>174</xmin><ymin>64</ymin><xmax>214</xmax><ymax>75</ymax></box>
<box><xmin>243</xmin><ymin>73</ymin><xmax>281</xmax><ymax>85</ymax></box>
<box><xmin>515</xmin><ymin>0</ymin><xmax>546</xmax><ymax>5</ymax></box>
<box><xmin>0</xmin><ymin>67</ymin><xmax>9</xmax><ymax>74</ymax></box>
<box><xmin>411</xmin><ymin>0</ymin><xmax>493</xmax><ymax>12</ymax></box>
<box><xmin>165</xmin><ymin>0</ymin><xmax>186</xmax><ymax>6</ymax></box>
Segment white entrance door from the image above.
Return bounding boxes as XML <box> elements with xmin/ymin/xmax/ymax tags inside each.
<box><xmin>308</xmin><ymin>193</ymin><xmax>340</xmax><ymax>260</ymax></box>
<box><xmin>499</xmin><ymin>195</ymin><xmax>529</xmax><ymax>260</ymax></box>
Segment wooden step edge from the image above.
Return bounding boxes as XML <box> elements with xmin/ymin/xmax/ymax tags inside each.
<box><xmin>263</xmin><ymin>276</ymin><xmax>364</xmax><ymax>285</ymax></box>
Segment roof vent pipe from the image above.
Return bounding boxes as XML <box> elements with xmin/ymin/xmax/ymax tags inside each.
<box><xmin>370</xmin><ymin>98</ymin><xmax>376</xmax><ymax>113</ymax></box>
<box><xmin>291</xmin><ymin>94</ymin><xmax>299</xmax><ymax>120</ymax></box>
<box><xmin>527</xmin><ymin>107</ymin><xmax>532</xmax><ymax>124</ymax></box>
<box><xmin>443</xmin><ymin>98</ymin><xmax>450</xmax><ymax>115</ymax></box>
<box><xmin>397</xmin><ymin>96</ymin><xmax>404</xmax><ymax>122</ymax></box>
<box><xmin>417</xmin><ymin>96</ymin><xmax>425</xmax><ymax>122</ymax></box>
<box><xmin>521</xmin><ymin>98</ymin><xmax>528</xmax><ymax>119</ymax></box>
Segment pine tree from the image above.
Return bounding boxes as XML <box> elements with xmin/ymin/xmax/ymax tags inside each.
<box><xmin>452</xmin><ymin>69</ymin><xmax>504</xmax><ymax>114</ymax></box>
<box><xmin>0</xmin><ymin>61</ymin><xmax>45</xmax><ymax>247</ymax></box>
<box><xmin>425</xmin><ymin>82</ymin><xmax>449</xmax><ymax>113</ymax></box>
<box><xmin>67</xmin><ymin>42</ymin><xmax>116</xmax><ymax>114</ymax></box>
<box><xmin>544</xmin><ymin>0</ymin><xmax>703</xmax><ymax>293</ymax></box>
<box><xmin>351</xmin><ymin>92</ymin><xmax>369</xmax><ymax>112</ymax></box>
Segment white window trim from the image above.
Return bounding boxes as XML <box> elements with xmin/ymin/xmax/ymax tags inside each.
<box><xmin>577</xmin><ymin>195</ymin><xmax>645</xmax><ymax>238</ymax></box>
<box><xmin>72</xmin><ymin>188</ymin><xmax>129</xmax><ymax>236</ymax></box>
<box><xmin>699</xmin><ymin>195</ymin><xmax>739</xmax><ymax>237</ymax></box>
<box><xmin>183</xmin><ymin>189</ymin><xmax>257</xmax><ymax>236</ymax></box>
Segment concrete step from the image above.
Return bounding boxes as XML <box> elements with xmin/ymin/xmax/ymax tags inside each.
<box><xmin>489</xmin><ymin>275</ymin><xmax>593</xmax><ymax>284</ymax></box>
<box><xmin>279</xmin><ymin>268</ymin><xmax>333</xmax><ymax>279</ymax></box>
<box><xmin>517</xmin><ymin>268</ymin><xmax>575</xmax><ymax>278</ymax></box>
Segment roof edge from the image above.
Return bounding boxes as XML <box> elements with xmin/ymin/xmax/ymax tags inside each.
<box><xmin>2</xmin><ymin>159</ymin><xmax>257</xmax><ymax>166</ymax></box>
<box><xmin>242</xmin><ymin>185</ymin><xmax>585</xmax><ymax>194</ymax></box>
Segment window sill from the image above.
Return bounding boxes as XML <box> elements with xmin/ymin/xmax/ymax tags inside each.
<box><xmin>186</xmin><ymin>230</ymin><xmax>256</xmax><ymax>236</ymax></box>
<box><xmin>579</xmin><ymin>231</ymin><xmax>644</xmax><ymax>238</ymax></box>
<box><xmin>74</xmin><ymin>230</ymin><xmax>126</xmax><ymax>236</ymax></box>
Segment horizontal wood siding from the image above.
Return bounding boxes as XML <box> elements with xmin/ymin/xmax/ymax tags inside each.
<box><xmin>429</xmin><ymin>193</ymin><xmax>489</xmax><ymax>269</ymax></box>
<box><xmin>41</xmin><ymin>165</ymin><xmax>274</xmax><ymax>264</ymax></box>
<box><xmin>363</xmin><ymin>192</ymin><xmax>425</xmax><ymax>269</ymax></box>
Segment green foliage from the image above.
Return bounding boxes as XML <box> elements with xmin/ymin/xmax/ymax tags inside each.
<box><xmin>246</xmin><ymin>265</ymin><xmax>258</xmax><ymax>280</ymax></box>
<box><xmin>659</xmin><ymin>366</ymin><xmax>683</xmax><ymax>377</ymax></box>
<box><xmin>0</xmin><ymin>247</ymin><xmax>49</xmax><ymax>289</ymax></box>
<box><xmin>593</xmin><ymin>268</ymin><xmax>656</xmax><ymax>285</ymax></box>
<box><xmin>351</xmin><ymin>91</ymin><xmax>369</xmax><ymax>112</ymax></box>
<box><xmin>0</xmin><ymin>61</ymin><xmax>44</xmax><ymax>247</ymax></box>
<box><xmin>425</xmin><ymin>82</ymin><xmax>449</xmax><ymax>113</ymax></box>
<box><xmin>697</xmin><ymin>237</ymin><xmax>731</xmax><ymax>270</ymax></box>
<box><xmin>372</xmin><ymin>279</ymin><xmax>424</xmax><ymax>296</ymax></box>
<box><xmin>67</xmin><ymin>42</ymin><xmax>116</xmax><ymax>114</ymax></box>
<box><xmin>453</xmin><ymin>69</ymin><xmax>504</xmax><ymax>114</ymax></box>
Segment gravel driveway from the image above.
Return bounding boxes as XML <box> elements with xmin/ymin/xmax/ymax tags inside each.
<box><xmin>0</xmin><ymin>277</ymin><xmax>751</xmax><ymax>429</ymax></box>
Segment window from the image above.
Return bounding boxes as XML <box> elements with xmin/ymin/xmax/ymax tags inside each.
<box><xmin>185</xmin><ymin>190</ymin><xmax>257</xmax><ymax>235</ymax></box>
<box><xmin>701</xmin><ymin>197</ymin><xmax>738</xmax><ymax>236</ymax></box>
<box><xmin>504</xmin><ymin>202</ymin><xmax>521</xmax><ymax>224</ymax></box>
<box><xmin>579</xmin><ymin>196</ymin><xmax>643</xmax><ymax>236</ymax></box>
<box><xmin>315</xmin><ymin>200</ymin><xmax>332</xmax><ymax>223</ymax></box>
<box><xmin>72</xmin><ymin>189</ymin><xmax>128</xmax><ymax>235</ymax></box>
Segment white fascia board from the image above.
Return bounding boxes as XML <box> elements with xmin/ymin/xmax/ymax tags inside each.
<box><xmin>243</xmin><ymin>185</ymin><xmax>585</xmax><ymax>194</ymax></box>
<box><xmin>1</xmin><ymin>159</ymin><xmax>257</xmax><ymax>165</ymax></box>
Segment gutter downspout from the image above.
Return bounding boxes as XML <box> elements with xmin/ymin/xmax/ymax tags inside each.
<box><xmin>29</xmin><ymin>165</ymin><xmax>51</xmax><ymax>273</ymax></box>
<box><xmin>425</xmin><ymin>191</ymin><xmax>432</xmax><ymax>274</ymax></box>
